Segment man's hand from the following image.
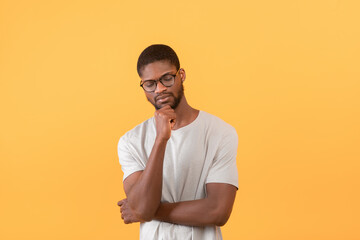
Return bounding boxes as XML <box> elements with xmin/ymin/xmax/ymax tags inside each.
<box><xmin>154</xmin><ymin>105</ymin><xmax>176</xmax><ymax>141</ymax></box>
<box><xmin>118</xmin><ymin>198</ymin><xmax>142</xmax><ymax>224</ymax></box>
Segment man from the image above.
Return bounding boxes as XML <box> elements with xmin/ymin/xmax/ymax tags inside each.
<box><xmin>117</xmin><ymin>44</ymin><xmax>238</xmax><ymax>240</ymax></box>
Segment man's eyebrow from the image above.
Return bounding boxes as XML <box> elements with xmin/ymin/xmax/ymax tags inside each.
<box><xmin>142</xmin><ymin>71</ymin><xmax>173</xmax><ymax>82</ymax></box>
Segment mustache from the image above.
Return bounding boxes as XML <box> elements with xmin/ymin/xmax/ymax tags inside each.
<box><xmin>154</xmin><ymin>93</ymin><xmax>174</xmax><ymax>101</ymax></box>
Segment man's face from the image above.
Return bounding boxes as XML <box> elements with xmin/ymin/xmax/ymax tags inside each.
<box><xmin>140</xmin><ymin>61</ymin><xmax>184</xmax><ymax>110</ymax></box>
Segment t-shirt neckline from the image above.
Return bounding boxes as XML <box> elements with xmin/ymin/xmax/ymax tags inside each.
<box><xmin>170</xmin><ymin>110</ymin><xmax>202</xmax><ymax>133</ymax></box>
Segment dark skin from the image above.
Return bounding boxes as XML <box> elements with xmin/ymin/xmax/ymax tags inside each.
<box><xmin>117</xmin><ymin>60</ymin><xmax>237</xmax><ymax>226</ymax></box>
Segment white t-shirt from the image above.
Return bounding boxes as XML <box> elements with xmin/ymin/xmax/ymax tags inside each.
<box><xmin>118</xmin><ymin>111</ymin><xmax>238</xmax><ymax>240</ymax></box>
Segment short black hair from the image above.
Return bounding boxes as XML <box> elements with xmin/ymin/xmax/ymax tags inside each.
<box><xmin>137</xmin><ymin>44</ymin><xmax>180</xmax><ymax>77</ymax></box>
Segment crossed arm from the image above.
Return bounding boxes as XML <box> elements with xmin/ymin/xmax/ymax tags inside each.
<box><xmin>118</xmin><ymin>170</ymin><xmax>237</xmax><ymax>227</ymax></box>
<box><xmin>117</xmin><ymin>106</ymin><xmax>237</xmax><ymax>226</ymax></box>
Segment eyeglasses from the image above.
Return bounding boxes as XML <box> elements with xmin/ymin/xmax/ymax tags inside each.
<box><xmin>140</xmin><ymin>69</ymin><xmax>180</xmax><ymax>92</ymax></box>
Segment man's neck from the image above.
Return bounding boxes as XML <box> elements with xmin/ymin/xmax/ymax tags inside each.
<box><xmin>172</xmin><ymin>97</ymin><xmax>199</xmax><ymax>130</ymax></box>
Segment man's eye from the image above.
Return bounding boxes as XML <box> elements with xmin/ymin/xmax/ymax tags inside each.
<box><xmin>144</xmin><ymin>81</ymin><xmax>155</xmax><ymax>87</ymax></box>
<box><xmin>162</xmin><ymin>76</ymin><xmax>173</xmax><ymax>82</ymax></box>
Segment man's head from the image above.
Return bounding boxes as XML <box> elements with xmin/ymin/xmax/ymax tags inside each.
<box><xmin>137</xmin><ymin>44</ymin><xmax>185</xmax><ymax>110</ymax></box>
<box><xmin>137</xmin><ymin>44</ymin><xmax>180</xmax><ymax>77</ymax></box>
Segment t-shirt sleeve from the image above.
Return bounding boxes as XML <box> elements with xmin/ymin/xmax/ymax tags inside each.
<box><xmin>206</xmin><ymin>127</ymin><xmax>239</xmax><ymax>188</ymax></box>
<box><xmin>117</xmin><ymin>135</ymin><xmax>145</xmax><ymax>181</ymax></box>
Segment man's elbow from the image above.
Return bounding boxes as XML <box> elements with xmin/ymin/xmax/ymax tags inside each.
<box><xmin>214</xmin><ymin>214</ymin><xmax>230</xmax><ymax>227</ymax></box>
<box><xmin>212</xmin><ymin>208</ymin><xmax>232</xmax><ymax>226</ymax></box>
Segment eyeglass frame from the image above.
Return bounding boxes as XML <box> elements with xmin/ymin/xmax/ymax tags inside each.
<box><xmin>139</xmin><ymin>68</ymin><xmax>181</xmax><ymax>92</ymax></box>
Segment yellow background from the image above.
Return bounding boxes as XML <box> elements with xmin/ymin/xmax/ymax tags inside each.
<box><xmin>1</xmin><ymin>0</ymin><xmax>359</xmax><ymax>239</ymax></box>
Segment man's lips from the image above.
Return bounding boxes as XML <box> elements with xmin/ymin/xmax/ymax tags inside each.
<box><xmin>155</xmin><ymin>94</ymin><xmax>173</xmax><ymax>103</ymax></box>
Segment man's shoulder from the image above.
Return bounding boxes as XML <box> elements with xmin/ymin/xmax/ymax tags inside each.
<box><xmin>199</xmin><ymin>110</ymin><xmax>237</xmax><ymax>135</ymax></box>
<box><xmin>119</xmin><ymin>117</ymin><xmax>155</xmax><ymax>142</ymax></box>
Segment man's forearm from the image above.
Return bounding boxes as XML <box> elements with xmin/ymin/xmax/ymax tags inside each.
<box><xmin>120</xmin><ymin>182</ymin><xmax>236</xmax><ymax>226</ymax></box>
<box><xmin>154</xmin><ymin>198</ymin><xmax>227</xmax><ymax>227</ymax></box>
<box><xmin>154</xmin><ymin>183</ymin><xmax>237</xmax><ymax>227</ymax></box>
<box><xmin>126</xmin><ymin>138</ymin><xmax>167</xmax><ymax>220</ymax></box>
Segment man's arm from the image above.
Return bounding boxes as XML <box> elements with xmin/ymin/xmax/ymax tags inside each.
<box><xmin>155</xmin><ymin>183</ymin><xmax>237</xmax><ymax>226</ymax></box>
<box><xmin>119</xmin><ymin>182</ymin><xmax>237</xmax><ymax>226</ymax></box>
<box><xmin>121</xmin><ymin>106</ymin><xmax>176</xmax><ymax>221</ymax></box>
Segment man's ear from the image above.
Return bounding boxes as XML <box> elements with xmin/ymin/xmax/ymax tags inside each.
<box><xmin>180</xmin><ymin>68</ymin><xmax>186</xmax><ymax>82</ymax></box>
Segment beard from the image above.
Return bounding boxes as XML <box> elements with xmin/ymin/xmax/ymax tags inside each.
<box><xmin>149</xmin><ymin>83</ymin><xmax>184</xmax><ymax>110</ymax></box>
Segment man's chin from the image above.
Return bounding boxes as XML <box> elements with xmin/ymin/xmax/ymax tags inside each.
<box><xmin>155</xmin><ymin>102</ymin><xmax>174</xmax><ymax>110</ymax></box>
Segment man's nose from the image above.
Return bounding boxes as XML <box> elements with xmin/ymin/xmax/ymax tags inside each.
<box><xmin>154</xmin><ymin>81</ymin><xmax>167</xmax><ymax>94</ymax></box>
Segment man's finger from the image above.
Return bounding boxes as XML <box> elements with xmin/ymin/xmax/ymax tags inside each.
<box><xmin>170</xmin><ymin>119</ymin><xmax>176</xmax><ymax>129</ymax></box>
